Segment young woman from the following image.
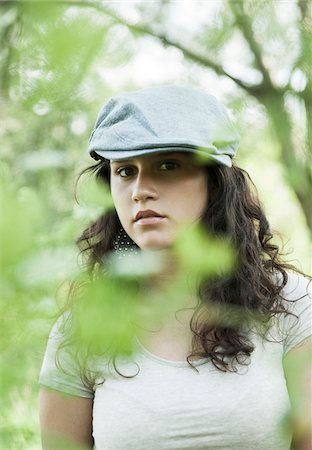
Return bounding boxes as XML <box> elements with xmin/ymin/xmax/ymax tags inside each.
<box><xmin>39</xmin><ymin>85</ymin><xmax>312</xmax><ymax>450</ymax></box>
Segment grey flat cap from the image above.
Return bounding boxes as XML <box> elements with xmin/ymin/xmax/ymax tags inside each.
<box><xmin>88</xmin><ymin>85</ymin><xmax>240</xmax><ymax>167</ymax></box>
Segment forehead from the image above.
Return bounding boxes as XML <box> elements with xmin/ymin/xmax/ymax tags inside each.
<box><xmin>110</xmin><ymin>151</ymin><xmax>194</xmax><ymax>165</ymax></box>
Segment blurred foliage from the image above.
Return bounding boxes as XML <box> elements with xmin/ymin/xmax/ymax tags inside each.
<box><xmin>0</xmin><ymin>0</ymin><xmax>311</xmax><ymax>448</ymax></box>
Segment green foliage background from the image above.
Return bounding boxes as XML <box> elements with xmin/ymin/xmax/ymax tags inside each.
<box><xmin>0</xmin><ymin>1</ymin><xmax>311</xmax><ymax>448</ymax></box>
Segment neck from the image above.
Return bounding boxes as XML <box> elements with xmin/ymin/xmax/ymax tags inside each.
<box><xmin>134</xmin><ymin>251</ymin><xmax>200</xmax><ymax>334</ymax></box>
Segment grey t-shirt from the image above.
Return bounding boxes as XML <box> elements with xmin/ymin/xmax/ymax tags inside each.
<box><xmin>39</xmin><ymin>273</ymin><xmax>312</xmax><ymax>450</ymax></box>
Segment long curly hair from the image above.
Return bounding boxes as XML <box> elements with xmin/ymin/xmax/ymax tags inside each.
<box><xmin>62</xmin><ymin>157</ymin><xmax>309</xmax><ymax>377</ymax></box>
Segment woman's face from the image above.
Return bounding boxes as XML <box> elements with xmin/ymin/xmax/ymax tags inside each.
<box><xmin>110</xmin><ymin>152</ymin><xmax>208</xmax><ymax>250</ymax></box>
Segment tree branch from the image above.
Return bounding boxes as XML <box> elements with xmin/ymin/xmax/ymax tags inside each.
<box><xmin>131</xmin><ymin>26</ymin><xmax>260</xmax><ymax>94</ymax></box>
<box><xmin>46</xmin><ymin>0</ymin><xmax>266</xmax><ymax>97</ymax></box>
<box><xmin>228</xmin><ymin>1</ymin><xmax>274</xmax><ymax>90</ymax></box>
<box><xmin>297</xmin><ymin>0</ymin><xmax>310</xmax><ymax>21</ymax></box>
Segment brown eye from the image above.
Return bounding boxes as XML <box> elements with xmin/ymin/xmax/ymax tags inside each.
<box><xmin>117</xmin><ymin>167</ymin><xmax>135</xmax><ymax>177</ymax></box>
<box><xmin>159</xmin><ymin>161</ymin><xmax>180</xmax><ymax>171</ymax></box>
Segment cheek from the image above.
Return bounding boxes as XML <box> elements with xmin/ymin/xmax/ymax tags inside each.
<box><xmin>110</xmin><ymin>184</ymin><xmax>128</xmax><ymax>222</ymax></box>
<box><xmin>111</xmin><ymin>181</ymin><xmax>125</xmax><ymax>206</ymax></box>
<box><xmin>197</xmin><ymin>176</ymin><xmax>209</xmax><ymax>209</ymax></box>
<box><xmin>173</xmin><ymin>175</ymin><xmax>208</xmax><ymax>218</ymax></box>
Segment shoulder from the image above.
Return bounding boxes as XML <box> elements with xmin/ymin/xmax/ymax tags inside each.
<box><xmin>278</xmin><ymin>271</ymin><xmax>311</xmax><ymax>300</ymax></box>
<box><xmin>39</xmin><ymin>312</ymin><xmax>94</xmax><ymax>398</ymax></box>
<box><xmin>277</xmin><ymin>271</ymin><xmax>311</xmax><ymax>319</ymax></box>
<box><xmin>270</xmin><ymin>270</ymin><xmax>311</xmax><ymax>311</ymax></box>
<box><xmin>47</xmin><ymin>311</ymin><xmax>72</xmax><ymax>341</ymax></box>
<box><xmin>271</xmin><ymin>271</ymin><xmax>312</xmax><ymax>356</ymax></box>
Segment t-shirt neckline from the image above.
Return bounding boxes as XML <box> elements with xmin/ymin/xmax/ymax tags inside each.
<box><xmin>134</xmin><ymin>335</ymin><xmax>209</xmax><ymax>368</ymax></box>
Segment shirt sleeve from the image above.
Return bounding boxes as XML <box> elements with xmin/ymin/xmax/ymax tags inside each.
<box><xmin>278</xmin><ymin>272</ymin><xmax>312</xmax><ymax>356</ymax></box>
<box><xmin>39</xmin><ymin>314</ymin><xmax>94</xmax><ymax>398</ymax></box>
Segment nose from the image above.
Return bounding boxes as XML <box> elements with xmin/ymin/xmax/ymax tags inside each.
<box><xmin>131</xmin><ymin>171</ymin><xmax>158</xmax><ymax>202</ymax></box>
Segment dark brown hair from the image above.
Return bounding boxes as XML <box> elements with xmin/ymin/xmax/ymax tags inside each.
<box><xmin>62</xmin><ymin>157</ymin><xmax>309</xmax><ymax>377</ymax></box>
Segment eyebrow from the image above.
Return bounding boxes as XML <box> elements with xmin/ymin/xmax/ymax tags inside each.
<box><xmin>110</xmin><ymin>152</ymin><xmax>189</xmax><ymax>164</ymax></box>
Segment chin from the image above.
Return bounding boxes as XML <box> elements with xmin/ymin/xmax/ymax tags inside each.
<box><xmin>138</xmin><ymin>237</ymin><xmax>173</xmax><ymax>251</ymax></box>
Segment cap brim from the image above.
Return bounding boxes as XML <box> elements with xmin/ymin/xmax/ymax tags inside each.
<box><xmin>90</xmin><ymin>147</ymin><xmax>233</xmax><ymax>168</ymax></box>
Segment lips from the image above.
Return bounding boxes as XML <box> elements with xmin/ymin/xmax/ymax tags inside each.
<box><xmin>134</xmin><ymin>209</ymin><xmax>164</xmax><ymax>222</ymax></box>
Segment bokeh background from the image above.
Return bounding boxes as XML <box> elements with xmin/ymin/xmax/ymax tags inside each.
<box><xmin>1</xmin><ymin>1</ymin><xmax>311</xmax><ymax>447</ymax></box>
